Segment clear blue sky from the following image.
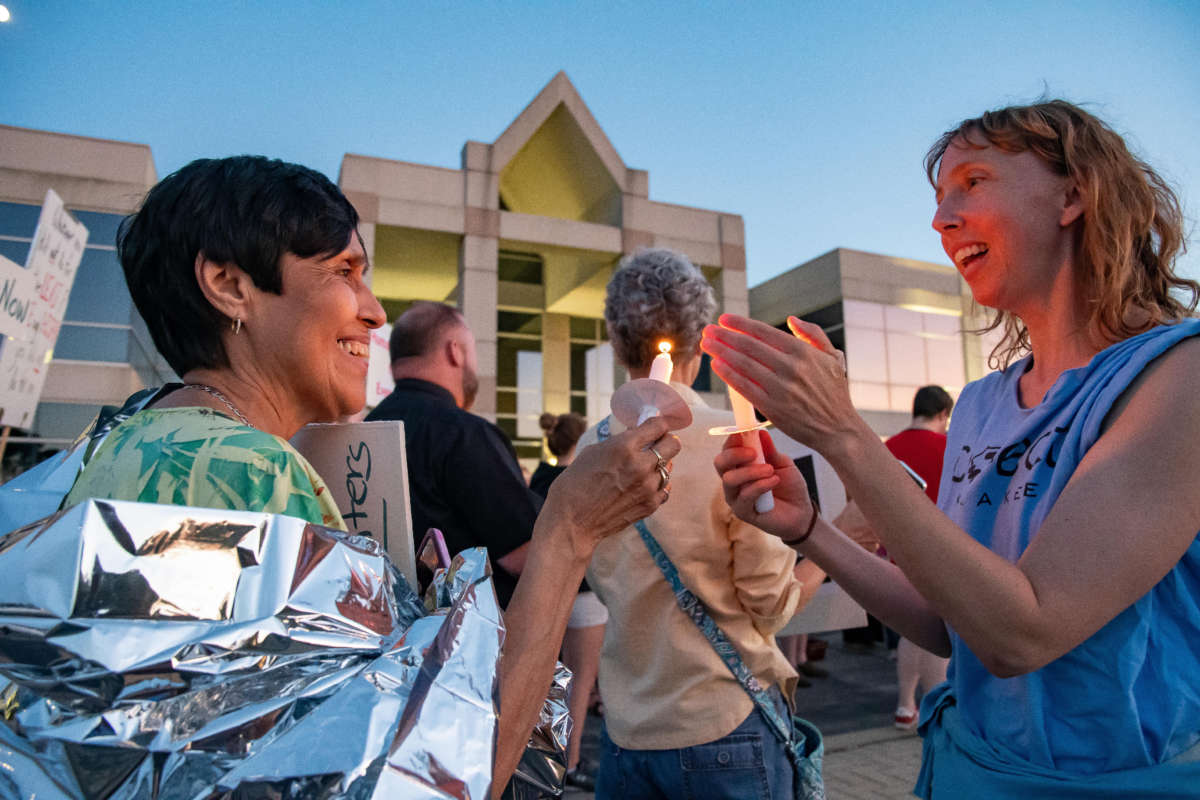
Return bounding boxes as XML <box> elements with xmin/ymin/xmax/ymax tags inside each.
<box><xmin>2</xmin><ymin>0</ymin><xmax>1198</xmax><ymax>286</ymax></box>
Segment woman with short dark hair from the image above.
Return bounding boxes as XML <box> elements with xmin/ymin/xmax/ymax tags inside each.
<box><xmin>60</xmin><ymin>155</ymin><xmax>681</xmax><ymax>798</ymax></box>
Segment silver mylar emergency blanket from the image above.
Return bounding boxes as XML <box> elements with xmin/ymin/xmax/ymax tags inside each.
<box><xmin>0</xmin><ymin>498</ymin><xmax>569</xmax><ymax>798</ymax></box>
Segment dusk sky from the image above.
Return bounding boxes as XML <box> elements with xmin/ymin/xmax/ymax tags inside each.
<box><xmin>2</xmin><ymin>0</ymin><xmax>1198</xmax><ymax>286</ymax></box>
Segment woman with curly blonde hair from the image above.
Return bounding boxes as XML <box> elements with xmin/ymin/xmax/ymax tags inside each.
<box><xmin>707</xmin><ymin>100</ymin><xmax>1200</xmax><ymax>797</ymax></box>
<box><xmin>925</xmin><ymin>99</ymin><xmax>1198</xmax><ymax>370</ymax></box>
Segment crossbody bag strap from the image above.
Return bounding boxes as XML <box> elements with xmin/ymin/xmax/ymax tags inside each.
<box><xmin>632</xmin><ymin>518</ymin><xmax>795</xmax><ymax>746</ymax></box>
<box><xmin>596</xmin><ymin>416</ymin><xmax>794</xmax><ymax>747</ymax></box>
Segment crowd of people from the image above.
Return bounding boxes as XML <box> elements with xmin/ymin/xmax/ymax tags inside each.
<box><xmin>3</xmin><ymin>96</ymin><xmax>1199</xmax><ymax>799</ymax></box>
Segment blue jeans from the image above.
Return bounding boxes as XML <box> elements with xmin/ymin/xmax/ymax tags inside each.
<box><xmin>595</xmin><ymin>690</ymin><xmax>795</xmax><ymax>799</ymax></box>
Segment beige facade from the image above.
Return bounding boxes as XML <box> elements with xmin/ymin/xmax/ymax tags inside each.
<box><xmin>0</xmin><ymin>124</ymin><xmax>170</xmax><ymax>450</ymax></box>
<box><xmin>0</xmin><ymin>124</ymin><xmax>157</xmax><ymax>212</ymax></box>
<box><xmin>339</xmin><ymin>72</ymin><xmax>746</xmax><ymax>456</ymax></box>
<box><xmin>749</xmin><ymin>247</ymin><xmax>995</xmax><ymax>437</ymax></box>
<box><xmin>0</xmin><ymin>114</ymin><xmax>992</xmax><ymax>459</ymax></box>
<box><xmin>1</xmin><ymin>76</ymin><xmax>747</xmax><ymax>462</ymax></box>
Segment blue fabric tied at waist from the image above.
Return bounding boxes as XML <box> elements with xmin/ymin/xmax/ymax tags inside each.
<box><xmin>914</xmin><ymin>684</ymin><xmax>1200</xmax><ymax>799</ymax></box>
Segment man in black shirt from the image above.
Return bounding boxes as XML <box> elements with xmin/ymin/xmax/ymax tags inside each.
<box><xmin>366</xmin><ymin>302</ymin><xmax>540</xmax><ymax>608</ymax></box>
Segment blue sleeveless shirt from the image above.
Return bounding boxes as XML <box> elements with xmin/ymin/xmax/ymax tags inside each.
<box><xmin>930</xmin><ymin>320</ymin><xmax>1200</xmax><ymax>780</ymax></box>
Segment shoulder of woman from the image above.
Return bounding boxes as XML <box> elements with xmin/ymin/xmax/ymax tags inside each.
<box><xmin>962</xmin><ymin>365</ymin><xmax>1010</xmax><ymax>401</ymax></box>
<box><xmin>1104</xmin><ymin>334</ymin><xmax>1200</xmax><ymax>434</ymax></box>
<box><xmin>152</xmin><ymin>411</ymin><xmax>311</xmax><ymax>476</ymax></box>
<box><xmin>1137</xmin><ymin>332</ymin><xmax>1200</xmax><ymax>392</ymax></box>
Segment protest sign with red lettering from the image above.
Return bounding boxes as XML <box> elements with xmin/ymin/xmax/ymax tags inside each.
<box><xmin>0</xmin><ymin>190</ymin><xmax>88</xmax><ymax>429</ymax></box>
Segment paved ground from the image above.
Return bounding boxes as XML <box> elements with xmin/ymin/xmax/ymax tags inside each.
<box><xmin>563</xmin><ymin>638</ymin><xmax>925</xmax><ymax>798</ymax></box>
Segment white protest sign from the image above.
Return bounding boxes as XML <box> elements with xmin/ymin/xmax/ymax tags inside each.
<box><xmin>769</xmin><ymin>429</ymin><xmax>869</xmax><ymax>635</ymax></box>
<box><xmin>0</xmin><ymin>189</ymin><xmax>88</xmax><ymax>429</ymax></box>
<box><xmin>290</xmin><ymin>419</ymin><xmax>416</xmax><ymax>589</ymax></box>
<box><xmin>365</xmin><ymin>322</ymin><xmax>393</xmax><ymax>409</ymax></box>
<box><xmin>0</xmin><ymin>256</ymin><xmax>37</xmax><ymax>341</ymax></box>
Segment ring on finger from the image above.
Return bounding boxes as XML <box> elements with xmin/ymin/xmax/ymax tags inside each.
<box><xmin>649</xmin><ymin>445</ymin><xmax>664</xmax><ymax>462</ymax></box>
<box><xmin>656</xmin><ymin>464</ymin><xmax>670</xmax><ymax>491</ymax></box>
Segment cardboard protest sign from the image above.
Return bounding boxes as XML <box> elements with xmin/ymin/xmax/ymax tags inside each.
<box><xmin>0</xmin><ymin>190</ymin><xmax>88</xmax><ymax>429</ymax></box>
<box><xmin>769</xmin><ymin>429</ymin><xmax>868</xmax><ymax>635</ymax></box>
<box><xmin>290</xmin><ymin>420</ymin><xmax>416</xmax><ymax>589</ymax></box>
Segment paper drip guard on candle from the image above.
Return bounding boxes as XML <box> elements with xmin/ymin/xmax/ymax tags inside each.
<box><xmin>708</xmin><ymin>419</ymin><xmax>776</xmax><ymax>513</ymax></box>
<box><xmin>610</xmin><ymin>378</ymin><xmax>693</xmax><ymax>431</ymax></box>
<box><xmin>610</xmin><ymin>340</ymin><xmax>693</xmax><ymax>431</ymax></box>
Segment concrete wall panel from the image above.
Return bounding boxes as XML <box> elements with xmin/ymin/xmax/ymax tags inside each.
<box><xmin>377</xmin><ymin>198</ymin><xmax>464</xmax><ymax>234</ymax></box>
<box><xmin>721</xmin><ymin>269</ymin><xmax>750</xmax><ymax>317</ymax></box>
<box><xmin>650</xmin><ymin>236</ymin><xmax>721</xmax><ymax>268</ymax></box>
<box><xmin>42</xmin><ymin>359</ymin><xmax>143</xmax><ymax>405</ymax></box>
<box><xmin>462</xmin><ymin>140</ymin><xmax>493</xmax><ymax>173</ymax></box>
<box><xmin>541</xmin><ymin>313</ymin><xmax>571</xmax><ymax>415</ymax></box>
<box><xmin>342</xmin><ymin>190</ymin><xmax>380</xmax><ymax>224</ymax></box>
<box><xmin>0</xmin><ymin>125</ymin><xmax>156</xmax><ymax>190</ymax></box>
<box><xmin>621</xmin><ymin>195</ymin><xmax>655</xmax><ymax>231</ymax></box>
<box><xmin>464</xmin><ymin>207</ymin><xmax>500</xmax><ymax>238</ymax></box>
<box><xmin>643</xmin><ymin>200</ymin><xmax>722</xmax><ymax>243</ymax></box>
<box><xmin>357</xmin><ymin>222</ymin><xmax>376</xmax><ymax>284</ymax></box>
<box><xmin>0</xmin><ymin>169</ymin><xmax>149</xmax><ymax>214</ymax></box>
<box><xmin>340</xmin><ymin>155</ymin><xmax>462</xmax><ymax>206</ymax></box>
<box><xmin>718</xmin><ymin>214</ymin><xmax>745</xmax><ymax>247</ymax></box>
<box><xmin>750</xmin><ymin>250</ymin><xmax>843</xmax><ymax>325</ymax></box>
<box><xmin>720</xmin><ymin>244</ymin><xmax>746</xmax><ymax>272</ymax></box>
<box><xmin>465</xmin><ymin>170</ymin><xmax>499</xmax><ymax>209</ymax></box>
<box><xmin>626</xmin><ymin>169</ymin><xmax>649</xmax><ymax>197</ymax></box>
<box><xmin>499</xmin><ymin>211</ymin><xmax>621</xmax><ymax>253</ymax></box>
<box><xmin>621</xmin><ymin>229</ymin><xmax>654</xmax><ymax>254</ymax></box>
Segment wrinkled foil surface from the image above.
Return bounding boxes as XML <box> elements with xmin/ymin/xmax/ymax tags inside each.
<box><xmin>0</xmin><ymin>498</ymin><xmax>568</xmax><ymax>798</ymax></box>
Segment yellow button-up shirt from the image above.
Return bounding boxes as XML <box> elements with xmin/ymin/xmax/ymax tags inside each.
<box><xmin>583</xmin><ymin>384</ymin><xmax>811</xmax><ymax>750</ymax></box>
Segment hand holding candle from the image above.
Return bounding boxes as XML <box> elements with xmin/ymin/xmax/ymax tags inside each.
<box><xmin>707</xmin><ymin>372</ymin><xmax>774</xmax><ymax>514</ymax></box>
<box><xmin>647</xmin><ymin>340</ymin><xmax>674</xmax><ymax>384</ymax></box>
<box><xmin>727</xmin><ymin>386</ymin><xmax>775</xmax><ymax>513</ymax></box>
<box><xmin>610</xmin><ymin>339</ymin><xmax>693</xmax><ymax>432</ymax></box>
<box><xmin>637</xmin><ymin>341</ymin><xmax>674</xmax><ymax>425</ymax></box>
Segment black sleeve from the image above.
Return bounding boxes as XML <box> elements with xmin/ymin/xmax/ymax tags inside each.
<box><xmin>442</xmin><ymin>418</ymin><xmax>543</xmax><ymax>560</ymax></box>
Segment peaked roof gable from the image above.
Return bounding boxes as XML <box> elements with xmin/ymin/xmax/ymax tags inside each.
<box><xmin>491</xmin><ymin>71</ymin><xmax>627</xmax><ymax>189</ymax></box>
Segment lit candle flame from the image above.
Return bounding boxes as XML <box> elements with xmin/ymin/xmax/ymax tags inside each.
<box><xmin>647</xmin><ymin>340</ymin><xmax>675</xmax><ymax>386</ymax></box>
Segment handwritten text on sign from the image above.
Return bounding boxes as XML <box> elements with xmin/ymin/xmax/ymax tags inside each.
<box><xmin>0</xmin><ymin>189</ymin><xmax>89</xmax><ymax>429</ymax></box>
<box><xmin>0</xmin><ymin>256</ymin><xmax>37</xmax><ymax>341</ymax></box>
<box><xmin>344</xmin><ymin>440</ymin><xmax>378</xmax><ymax>533</ymax></box>
<box><xmin>290</xmin><ymin>420</ymin><xmax>416</xmax><ymax>589</ymax></box>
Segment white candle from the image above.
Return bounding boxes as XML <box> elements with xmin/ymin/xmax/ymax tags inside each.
<box><xmin>728</xmin><ymin>384</ymin><xmax>758</xmax><ymax>429</ymax></box>
<box><xmin>726</xmin><ymin>383</ymin><xmax>775</xmax><ymax>513</ymax></box>
<box><xmin>637</xmin><ymin>341</ymin><xmax>674</xmax><ymax>425</ymax></box>
<box><xmin>648</xmin><ymin>341</ymin><xmax>673</xmax><ymax>383</ymax></box>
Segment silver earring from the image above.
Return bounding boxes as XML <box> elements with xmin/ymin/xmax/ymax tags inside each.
<box><xmin>232</xmin><ymin>318</ymin><xmax>242</xmax><ymax>335</ymax></box>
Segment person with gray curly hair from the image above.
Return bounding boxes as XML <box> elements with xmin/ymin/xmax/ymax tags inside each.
<box><xmin>604</xmin><ymin>247</ymin><xmax>718</xmax><ymax>373</ymax></box>
<box><xmin>577</xmin><ymin>247</ymin><xmax>829</xmax><ymax>799</ymax></box>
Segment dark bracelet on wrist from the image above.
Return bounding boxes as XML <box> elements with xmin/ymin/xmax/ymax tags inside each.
<box><xmin>783</xmin><ymin>502</ymin><xmax>820</xmax><ymax>546</ymax></box>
